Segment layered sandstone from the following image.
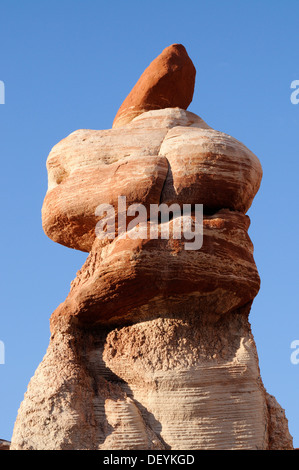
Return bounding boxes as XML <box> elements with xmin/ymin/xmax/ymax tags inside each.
<box><xmin>49</xmin><ymin>210</ymin><xmax>260</xmax><ymax>329</ymax></box>
<box><xmin>112</xmin><ymin>44</ymin><xmax>196</xmax><ymax>128</ymax></box>
<box><xmin>11</xmin><ymin>44</ymin><xmax>293</xmax><ymax>450</ymax></box>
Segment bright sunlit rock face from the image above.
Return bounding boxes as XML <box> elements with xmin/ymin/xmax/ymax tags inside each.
<box><xmin>11</xmin><ymin>44</ymin><xmax>293</xmax><ymax>451</ymax></box>
<box><xmin>42</xmin><ymin>107</ymin><xmax>262</xmax><ymax>252</ymax></box>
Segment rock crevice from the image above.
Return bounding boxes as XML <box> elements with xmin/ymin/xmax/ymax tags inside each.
<box><xmin>10</xmin><ymin>44</ymin><xmax>293</xmax><ymax>450</ymax></box>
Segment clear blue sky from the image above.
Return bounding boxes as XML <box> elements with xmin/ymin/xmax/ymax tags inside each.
<box><xmin>0</xmin><ymin>0</ymin><xmax>298</xmax><ymax>447</ymax></box>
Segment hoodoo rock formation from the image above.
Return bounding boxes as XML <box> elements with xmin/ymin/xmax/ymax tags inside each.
<box><xmin>11</xmin><ymin>44</ymin><xmax>293</xmax><ymax>450</ymax></box>
<box><xmin>112</xmin><ymin>44</ymin><xmax>196</xmax><ymax>128</ymax></box>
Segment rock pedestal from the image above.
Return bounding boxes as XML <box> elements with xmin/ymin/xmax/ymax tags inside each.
<box><xmin>10</xmin><ymin>44</ymin><xmax>293</xmax><ymax>450</ymax></box>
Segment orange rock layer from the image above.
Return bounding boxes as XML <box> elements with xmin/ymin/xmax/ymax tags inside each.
<box><xmin>10</xmin><ymin>44</ymin><xmax>293</xmax><ymax>451</ymax></box>
<box><xmin>112</xmin><ymin>44</ymin><xmax>196</xmax><ymax>128</ymax></box>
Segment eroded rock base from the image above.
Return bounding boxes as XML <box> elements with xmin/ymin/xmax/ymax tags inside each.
<box><xmin>10</xmin><ymin>305</ymin><xmax>293</xmax><ymax>450</ymax></box>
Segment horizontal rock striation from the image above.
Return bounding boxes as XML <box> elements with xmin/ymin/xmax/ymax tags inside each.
<box><xmin>11</xmin><ymin>44</ymin><xmax>293</xmax><ymax>450</ymax></box>
<box><xmin>159</xmin><ymin>125</ymin><xmax>262</xmax><ymax>213</ymax></box>
<box><xmin>11</xmin><ymin>305</ymin><xmax>292</xmax><ymax>450</ymax></box>
<box><xmin>0</xmin><ymin>440</ymin><xmax>10</xmax><ymax>451</ymax></box>
<box><xmin>42</xmin><ymin>107</ymin><xmax>262</xmax><ymax>252</ymax></box>
<box><xmin>112</xmin><ymin>44</ymin><xmax>196</xmax><ymax>129</ymax></box>
<box><xmin>50</xmin><ymin>210</ymin><xmax>260</xmax><ymax>329</ymax></box>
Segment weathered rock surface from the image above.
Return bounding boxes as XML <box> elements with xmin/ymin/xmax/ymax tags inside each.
<box><xmin>11</xmin><ymin>44</ymin><xmax>293</xmax><ymax>450</ymax></box>
<box><xmin>112</xmin><ymin>44</ymin><xmax>196</xmax><ymax>129</ymax></box>
<box><xmin>11</xmin><ymin>307</ymin><xmax>293</xmax><ymax>450</ymax></box>
<box><xmin>160</xmin><ymin>126</ymin><xmax>262</xmax><ymax>213</ymax></box>
<box><xmin>42</xmin><ymin>124</ymin><xmax>169</xmax><ymax>252</ymax></box>
<box><xmin>266</xmin><ymin>393</ymin><xmax>294</xmax><ymax>450</ymax></box>
<box><xmin>0</xmin><ymin>440</ymin><xmax>10</xmax><ymax>450</ymax></box>
<box><xmin>42</xmin><ymin>108</ymin><xmax>262</xmax><ymax>252</ymax></box>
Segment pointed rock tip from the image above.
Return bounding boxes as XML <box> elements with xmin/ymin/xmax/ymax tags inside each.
<box><xmin>112</xmin><ymin>43</ymin><xmax>196</xmax><ymax>128</ymax></box>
